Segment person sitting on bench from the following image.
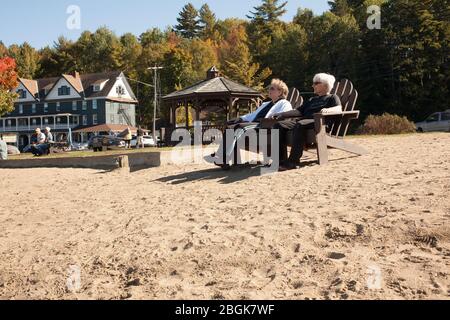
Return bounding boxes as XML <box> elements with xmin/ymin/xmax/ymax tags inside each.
<box><xmin>206</xmin><ymin>79</ymin><xmax>293</xmax><ymax>167</ymax></box>
<box><xmin>30</xmin><ymin>128</ymin><xmax>47</xmax><ymax>156</ymax></box>
<box><xmin>272</xmin><ymin>73</ymin><xmax>342</xmax><ymax>171</ymax></box>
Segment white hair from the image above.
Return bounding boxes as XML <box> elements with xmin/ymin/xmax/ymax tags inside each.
<box><xmin>313</xmin><ymin>73</ymin><xmax>336</xmax><ymax>93</ymax></box>
<box><xmin>45</xmin><ymin>127</ymin><xmax>51</xmax><ymax>132</ymax></box>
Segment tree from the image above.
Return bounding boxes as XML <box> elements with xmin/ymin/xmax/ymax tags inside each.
<box><xmin>37</xmin><ymin>37</ymin><xmax>77</xmax><ymax>77</ymax></box>
<box><xmin>8</xmin><ymin>42</ymin><xmax>40</xmax><ymax>79</ymax></box>
<box><xmin>119</xmin><ymin>33</ymin><xmax>142</xmax><ymax>79</ymax></box>
<box><xmin>0</xmin><ymin>57</ymin><xmax>19</xmax><ymax>116</ymax></box>
<box><xmin>72</xmin><ymin>27</ymin><xmax>122</xmax><ymax>73</ymax></box>
<box><xmin>219</xmin><ymin>25</ymin><xmax>271</xmax><ymax>90</ymax></box>
<box><xmin>174</xmin><ymin>3</ymin><xmax>201</xmax><ymax>39</ymax></box>
<box><xmin>199</xmin><ymin>4</ymin><xmax>217</xmax><ymax>40</ymax></box>
<box><xmin>246</xmin><ymin>0</ymin><xmax>288</xmax><ymax>64</ymax></box>
<box><xmin>0</xmin><ymin>42</ymin><xmax>7</xmax><ymax>58</ymax></box>
<box><xmin>328</xmin><ymin>0</ymin><xmax>352</xmax><ymax>16</ymax></box>
<box><xmin>246</xmin><ymin>0</ymin><xmax>288</xmax><ymax>23</ymax></box>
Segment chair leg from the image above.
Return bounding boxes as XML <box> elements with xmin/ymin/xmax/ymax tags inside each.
<box><xmin>314</xmin><ymin>117</ymin><xmax>329</xmax><ymax>165</ymax></box>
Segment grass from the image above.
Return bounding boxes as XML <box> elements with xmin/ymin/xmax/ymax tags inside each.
<box><xmin>8</xmin><ymin>147</ymin><xmax>172</xmax><ymax>160</ymax></box>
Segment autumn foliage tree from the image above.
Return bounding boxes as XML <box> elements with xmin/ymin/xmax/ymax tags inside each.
<box><xmin>0</xmin><ymin>57</ymin><xmax>19</xmax><ymax>116</ymax></box>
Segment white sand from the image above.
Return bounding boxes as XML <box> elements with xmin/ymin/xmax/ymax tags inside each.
<box><xmin>0</xmin><ymin>133</ymin><xmax>449</xmax><ymax>300</ymax></box>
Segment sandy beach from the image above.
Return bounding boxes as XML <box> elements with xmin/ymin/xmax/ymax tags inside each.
<box><xmin>0</xmin><ymin>132</ymin><xmax>449</xmax><ymax>300</ymax></box>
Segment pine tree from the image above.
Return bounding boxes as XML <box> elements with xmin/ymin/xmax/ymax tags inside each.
<box><xmin>174</xmin><ymin>3</ymin><xmax>201</xmax><ymax>39</ymax></box>
<box><xmin>199</xmin><ymin>4</ymin><xmax>217</xmax><ymax>40</ymax></box>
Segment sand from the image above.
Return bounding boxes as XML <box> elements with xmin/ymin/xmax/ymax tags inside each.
<box><xmin>0</xmin><ymin>132</ymin><xmax>449</xmax><ymax>300</ymax></box>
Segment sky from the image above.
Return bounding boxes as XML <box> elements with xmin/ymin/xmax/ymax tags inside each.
<box><xmin>0</xmin><ymin>0</ymin><xmax>331</xmax><ymax>49</ymax></box>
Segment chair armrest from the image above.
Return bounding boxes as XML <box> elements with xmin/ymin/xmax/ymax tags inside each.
<box><xmin>314</xmin><ymin>111</ymin><xmax>360</xmax><ymax>120</ymax></box>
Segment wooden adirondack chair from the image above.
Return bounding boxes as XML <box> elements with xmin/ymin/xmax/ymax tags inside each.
<box><xmin>297</xmin><ymin>79</ymin><xmax>368</xmax><ymax>165</ymax></box>
<box><xmin>287</xmin><ymin>87</ymin><xmax>304</xmax><ymax>109</ymax></box>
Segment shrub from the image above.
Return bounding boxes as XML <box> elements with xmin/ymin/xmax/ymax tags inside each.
<box><xmin>358</xmin><ymin>113</ymin><xmax>417</xmax><ymax>135</ymax></box>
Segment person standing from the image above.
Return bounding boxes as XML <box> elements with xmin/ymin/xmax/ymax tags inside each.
<box><xmin>0</xmin><ymin>138</ymin><xmax>7</xmax><ymax>160</ymax></box>
<box><xmin>136</xmin><ymin>126</ymin><xmax>145</xmax><ymax>149</ymax></box>
<box><xmin>124</xmin><ymin>127</ymin><xmax>132</xmax><ymax>149</ymax></box>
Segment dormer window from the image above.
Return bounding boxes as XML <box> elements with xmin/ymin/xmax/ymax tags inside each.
<box><xmin>116</xmin><ymin>85</ymin><xmax>125</xmax><ymax>96</ymax></box>
<box><xmin>58</xmin><ymin>86</ymin><xmax>71</xmax><ymax>96</ymax></box>
<box><xmin>93</xmin><ymin>84</ymin><xmax>101</xmax><ymax>92</ymax></box>
<box><xmin>17</xmin><ymin>89</ymin><xmax>27</xmax><ymax>99</ymax></box>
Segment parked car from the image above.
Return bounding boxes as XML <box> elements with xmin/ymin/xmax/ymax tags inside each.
<box><xmin>88</xmin><ymin>135</ymin><xmax>125</xmax><ymax>152</ymax></box>
<box><xmin>130</xmin><ymin>135</ymin><xmax>158</xmax><ymax>148</ymax></box>
<box><xmin>415</xmin><ymin>110</ymin><xmax>450</xmax><ymax>132</ymax></box>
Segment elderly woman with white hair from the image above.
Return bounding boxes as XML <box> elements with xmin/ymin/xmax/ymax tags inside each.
<box><xmin>272</xmin><ymin>73</ymin><xmax>342</xmax><ymax>171</ymax></box>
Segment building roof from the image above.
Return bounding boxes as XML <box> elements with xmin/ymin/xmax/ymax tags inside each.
<box><xmin>18</xmin><ymin>71</ymin><xmax>137</xmax><ymax>103</ymax></box>
<box><xmin>163</xmin><ymin>67</ymin><xmax>262</xmax><ymax>101</ymax></box>
<box><xmin>73</xmin><ymin>124</ymin><xmax>139</xmax><ymax>134</ymax></box>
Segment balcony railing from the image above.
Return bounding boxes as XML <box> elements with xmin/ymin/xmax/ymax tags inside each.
<box><xmin>0</xmin><ymin>124</ymin><xmax>79</xmax><ymax>132</ymax></box>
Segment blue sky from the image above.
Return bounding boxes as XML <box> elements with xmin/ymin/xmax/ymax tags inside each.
<box><xmin>0</xmin><ymin>0</ymin><xmax>330</xmax><ymax>49</ymax></box>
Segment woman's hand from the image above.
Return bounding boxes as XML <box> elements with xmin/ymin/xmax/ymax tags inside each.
<box><xmin>272</xmin><ymin>113</ymin><xmax>285</xmax><ymax>121</ymax></box>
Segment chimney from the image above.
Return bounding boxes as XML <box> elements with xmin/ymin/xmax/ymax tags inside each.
<box><xmin>72</xmin><ymin>71</ymin><xmax>80</xmax><ymax>79</ymax></box>
<box><xmin>206</xmin><ymin>66</ymin><xmax>220</xmax><ymax>80</ymax></box>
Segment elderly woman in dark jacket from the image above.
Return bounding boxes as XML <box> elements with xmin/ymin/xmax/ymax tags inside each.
<box><xmin>272</xmin><ymin>73</ymin><xmax>342</xmax><ymax>171</ymax></box>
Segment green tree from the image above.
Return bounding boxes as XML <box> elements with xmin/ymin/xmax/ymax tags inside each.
<box><xmin>246</xmin><ymin>0</ymin><xmax>288</xmax><ymax>64</ymax></box>
<box><xmin>8</xmin><ymin>42</ymin><xmax>40</xmax><ymax>79</ymax></box>
<box><xmin>119</xmin><ymin>33</ymin><xmax>142</xmax><ymax>79</ymax></box>
<box><xmin>174</xmin><ymin>3</ymin><xmax>201</xmax><ymax>39</ymax></box>
<box><xmin>199</xmin><ymin>4</ymin><xmax>217</xmax><ymax>40</ymax></box>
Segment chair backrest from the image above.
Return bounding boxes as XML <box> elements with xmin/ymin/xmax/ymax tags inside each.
<box><xmin>287</xmin><ymin>87</ymin><xmax>304</xmax><ymax>109</ymax></box>
<box><xmin>329</xmin><ymin>79</ymin><xmax>359</xmax><ymax>137</ymax></box>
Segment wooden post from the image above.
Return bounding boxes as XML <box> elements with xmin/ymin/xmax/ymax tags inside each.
<box><xmin>116</xmin><ymin>155</ymin><xmax>129</xmax><ymax>169</ymax></box>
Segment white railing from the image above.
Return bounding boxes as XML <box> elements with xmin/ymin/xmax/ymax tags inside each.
<box><xmin>0</xmin><ymin>124</ymin><xmax>79</xmax><ymax>132</ymax></box>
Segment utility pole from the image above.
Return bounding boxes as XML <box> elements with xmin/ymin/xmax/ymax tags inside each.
<box><xmin>148</xmin><ymin>66</ymin><xmax>163</xmax><ymax>147</ymax></box>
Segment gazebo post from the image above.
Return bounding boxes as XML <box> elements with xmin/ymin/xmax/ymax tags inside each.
<box><xmin>185</xmin><ymin>99</ymin><xmax>189</xmax><ymax>128</ymax></box>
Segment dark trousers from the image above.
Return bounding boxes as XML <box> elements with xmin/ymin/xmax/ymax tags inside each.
<box><xmin>272</xmin><ymin>118</ymin><xmax>315</xmax><ymax>164</ymax></box>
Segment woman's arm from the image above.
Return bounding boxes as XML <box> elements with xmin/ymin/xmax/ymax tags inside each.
<box><xmin>273</xmin><ymin>109</ymin><xmax>302</xmax><ymax>120</ymax></box>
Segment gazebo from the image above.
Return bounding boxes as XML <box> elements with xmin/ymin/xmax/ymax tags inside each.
<box><xmin>162</xmin><ymin>67</ymin><xmax>264</xmax><ymax>129</ymax></box>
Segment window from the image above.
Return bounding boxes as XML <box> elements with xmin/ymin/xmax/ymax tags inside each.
<box><xmin>7</xmin><ymin>120</ymin><xmax>12</xmax><ymax>127</ymax></box>
<box><xmin>56</xmin><ymin>102</ymin><xmax>61</xmax><ymax>112</ymax></box>
<box><xmin>72</xmin><ymin>101</ymin><xmax>77</xmax><ymax>111</ymax></box>
<box><xmin>44</xmin><ymin>103</ymin><xmax>48</xmax><ymax>113</ymax></box>
<box><xmin>56</xmin><ymin>117</ymin><xmax>61</xmax><ymax>124</ymax></box>
<box><xmin>93</xmin><ymin>84</ymin><xmax>101</xmax><ymax>92</ymax></box>
<box><xmin>19</xmin><ymin>105</ymin><xmax>23</xmax><ymax>114</ymax></box>
<box><xmin>32</xmin><ymin>104</ymin><xmax>36</xmax><ymax>113</ymax></box>
<box><xmin>426</xmin><ymin>113</ymin><xmax>440</xmax><ymax>122</ymax></box>
<box><xmin>442</xmin><ymin>113</ymin><xmax>450</xmax><ymax>121</ymax></box>
<box><xmin>73</xmin><ymin>116</ymin><xmax>79</xmax><ymax>125</ymax></box>
<box><xmin>116</xmin><ymin>85</ymin><xmax>125</xmax><ymax>96</ymax></box>
<box><xmin>58</xmin><ymin>86</ymin><xmax>71</xmax><ymax>96</ymax></box>
<box><xmin>92</xmin><ymin>99</ymin><xmax>98</xmax><ymax>110</ymax></box>
<box><xmin>32</xmin><ymin>119</ymin><xmax>37</xmax><ymax>125</ymax></box>
<box><xmin>44</xmin><ymin>118</ymin><xmax>49</xmax><ymax>124</ymax></box>
<box><xmin>82</xmin><ymin>115</ymin><xmax>88</xmax><ymax>125</ymax></box>
<box><xmin>82</xmin><ymin>101</ymin><xmax>87</xmax><ymax>111</ymax></box>
<box><xmin>93</xmin><ymin>114</ymin><xmax>98</xmax><ymax>125</ymax></box>
<box><xmin>17</xmin><ymin>89</ymin><xmax>27</xmax><ymax>99</ymax></box>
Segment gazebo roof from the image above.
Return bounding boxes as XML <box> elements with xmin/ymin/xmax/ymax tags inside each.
<box><xmin>163</xmin><ymin>67</ymin><xmax>263</xmax><ymax>101</ymax></box>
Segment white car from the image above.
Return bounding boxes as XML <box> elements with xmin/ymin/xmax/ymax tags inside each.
<box><xmin>130</xmin><ymin>135</ymin><xmax>157</xmax><ymax>148</ymax></box>
<box><xmin>415</xmin><ymin>110</ymin><xmax>450</xmax><ymax>132</ymax></box>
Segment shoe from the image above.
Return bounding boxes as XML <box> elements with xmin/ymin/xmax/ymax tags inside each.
<box><xmin>203</xmin><ymin>153</ymin><xmax>218</xmax><ymax>164</ymax></box>
<box><xmin>278</xmin><ymin>161</ymin><xmax>298</xmax><ymax>172</ymax></box>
